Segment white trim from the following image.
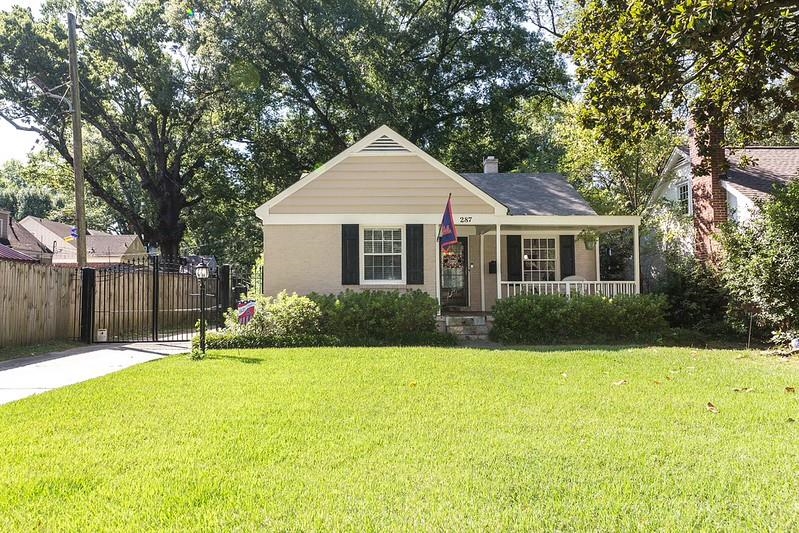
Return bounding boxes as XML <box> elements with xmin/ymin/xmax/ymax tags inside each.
<box><xmin>255</xmin><ymin>125</ymin><xmax>507</xmax><ymax>220</ymax></box>
<box><xmin>495</xmin><ymin>224</ymin><xmax>502</xmax><ymax>301</ymax></box>
<box><xmin>719</xmin><ymin>180</ymin><xmax>756</xmax><ymax>211</ymax></box>
<box><xmin>259</xmin><ymin>213</ymin><xmax>641</xmax><ymax>227</ymax></box>
<box><xmin>648</xmin><ymin>147</ymin><xmax>690</xmax><ymax>208</ymax></box>
<box><xmin>480</xmin><ymin>232</ymin><xmax>485</xmax><ymax>312</ymax></box>
<box><xmin>595</xmin><ymin>238</ymin><xmax>601</xmax><ymax>282</ymax></box>
<box><xmin>434</xmin><ymin>224</ymin><xmax>441</xmax><ymax>308</ymax></box>
<box><xmin>359</xmin><ymin>225</ymin><xmax>406</xmax><ymax>285</ymax></box>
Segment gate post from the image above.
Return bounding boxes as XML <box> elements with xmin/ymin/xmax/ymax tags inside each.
<box><xmin>151</xmin><ymin>255</ymin><xmax>160</xmax><ymax>342</ymax></box>
<box><xmin>219</xmin><ymin>264</ymin><xmax>231</xmax><ymax>318</ymax></box>
<box><xmin>80</xmin><ymin>267</ymin><xmax>96</xmax><ymax>343</ymax></box>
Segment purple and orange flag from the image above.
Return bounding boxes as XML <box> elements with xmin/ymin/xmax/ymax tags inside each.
<box><xmin>439</xmin><ymin>195</ymin><xmax>458</xmax><ymax>248</ymax></box>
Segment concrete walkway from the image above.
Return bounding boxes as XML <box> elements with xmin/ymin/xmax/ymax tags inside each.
<box><xmin>0</xmin><ymin>341</ymin><xmax>189</xmax><ymax>406</ymax></box>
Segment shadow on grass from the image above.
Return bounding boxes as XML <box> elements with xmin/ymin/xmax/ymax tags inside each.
<box><xmin>207</xmin><ymin>353</ymin><xmax>263</xmax><ymax>364</ymax></box>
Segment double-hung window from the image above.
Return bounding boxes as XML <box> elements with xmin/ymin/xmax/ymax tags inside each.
<box><xmin>522</xmin><ymin>238</ymin><xmax>556</xmax><ymax>281</ymax></box>
<box><xmin>678</xmin><ymin>183</ymin><xmax>690</xmax><ymax>214</ymax></box>
<box><xmin>362</xmin><ymin>227</ymin><xmax>404</xmax><ymax>283</ymax></box>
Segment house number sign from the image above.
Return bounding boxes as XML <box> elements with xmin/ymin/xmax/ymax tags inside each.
<box><xmin>458</xmin><ymin>216</ymin><xmax>472</xmax><ymax>223</ymax></box>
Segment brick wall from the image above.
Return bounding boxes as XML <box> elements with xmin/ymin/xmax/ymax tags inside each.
<box><xmin>689</xmin><ymin>113</ymin><xmax>727</xmax><ymax>262</ymax></box>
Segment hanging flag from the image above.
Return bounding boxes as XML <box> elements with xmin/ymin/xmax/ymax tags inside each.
<box><xmin>439</xmin><ymin>194</ymin><xmax>458</xmax><ymax>249</ymax></box>
<box><xmin>64</xmin><ymin>227</ymin><xmax>79</xmax><ymax>243</ymax></box>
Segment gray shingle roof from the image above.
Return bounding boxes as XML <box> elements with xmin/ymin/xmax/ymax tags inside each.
<box><xmin>460</xmin><ymin>173</ymin><xmax>597</xmax><ymax>216</ymax></box>
<box><xmin>724</xmin><ymin>147</ymin><xmax>799</xmax><ymax>201</ymax></box>
<box><xmin>0</xmin><ymin>243</ymin><xmax>37</xmax><ymax>262</ymax></box>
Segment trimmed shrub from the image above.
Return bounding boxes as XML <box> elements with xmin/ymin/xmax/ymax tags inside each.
<box><xmin>224</xmin><ymin>290</ymin><xmax>321</xmax><ymax>337</ymax></box>
<box><xmin>309</xmin><ymin>289</ymin><xmax>451</xmax><ymax>346</ymax></box>
<box><xmin>490</xmin><ymin>294</ymin><xmax>669</xmax><ymax>344</ymax></box>
<box><xmin>194</xmin><ymin>331</ymin><xmax>340</xmax><ymax>354</ymax></box>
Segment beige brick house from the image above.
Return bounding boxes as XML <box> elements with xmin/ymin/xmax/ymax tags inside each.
<box><xmin>256</xmin><ymin>126</ymin><xmax>641</xmax><ymax>312</ymax></box>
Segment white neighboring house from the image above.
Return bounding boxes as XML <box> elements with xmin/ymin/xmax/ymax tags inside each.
<box><xmin>650</xmin><ymin>144</ymin><xmax>799</xmax><ymax>258</ymax></box>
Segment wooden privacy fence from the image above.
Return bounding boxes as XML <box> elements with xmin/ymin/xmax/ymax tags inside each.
<box><xmin>0</xmin><ymin>261</ymin><xmax>81</xmax><ymax>347</ymax></box>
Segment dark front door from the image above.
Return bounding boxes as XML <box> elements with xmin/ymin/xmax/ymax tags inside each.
<box><xmin>441</xmin><ymin>237</ymin><xmax>469</xmax><ymax>308</ymax></box>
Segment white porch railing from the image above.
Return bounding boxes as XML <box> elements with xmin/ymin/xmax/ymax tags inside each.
<box><xmin>501</xmin><ymin>281</ymin><xmax>638</xmax><ymax>299</ymax></box>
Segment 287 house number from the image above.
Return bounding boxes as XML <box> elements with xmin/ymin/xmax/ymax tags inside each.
<box><xmin>458</xmin><ymin>216</ymin><xmax>472</xmax><ymax>223</ymax></box>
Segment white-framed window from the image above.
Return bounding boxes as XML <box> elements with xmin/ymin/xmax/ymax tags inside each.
<box><xmin>361</xmin><ymin>227</ymin><xmax>405</xmax><ymax>284</ymax></box>
<box><xmin>678</xmin><ymin>183</ymin><xmax>690</xmax><ymax>214</ymax></box>
<box><xmin>522</xmin><ymin>237</ymin><xmax>557</xmax><ymax>281</ymax></box>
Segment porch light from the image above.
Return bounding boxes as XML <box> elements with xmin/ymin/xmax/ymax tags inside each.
<box><xmin>195</xmin><ymin>259</ymin><xmax>210</xmax><ymax>357</ymax></box>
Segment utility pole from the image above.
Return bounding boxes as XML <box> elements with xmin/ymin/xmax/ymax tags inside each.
<box><xmin>67</xmin><ymin>12</ymin><xmax>87</xmax><ymax>268</ymax></box>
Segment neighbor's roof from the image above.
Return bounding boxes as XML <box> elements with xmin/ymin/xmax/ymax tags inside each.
<box><xmin>7</xmin><ymin>219</ymin><xmax>51</xmax><ymax>254</ymax></box>
<box><xmin>460</xmin><ymin>173</ymin><xmax>597</xmax><ymax>216</ymax></box>
<box><xmin>724</xmin><ymin>147</ymin><xmax>799</xmax><ymax>202</ymax></box>
<box><xmin>86</xmin><ymin>234</ymin><xmax>139</xmax><ymax>257</ymax></box>
<box><xmin>0</xmin><ymin>243</ymin><xmax>37</xmax><ymax>262</ymax></box>
<box><xmin>24</xmin><ymin>216</ymin><xmax>111</xmax><ymax>238</ymax></box>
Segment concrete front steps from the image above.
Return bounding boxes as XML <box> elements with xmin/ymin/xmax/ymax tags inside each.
<box><xmin>436</xmin><ymin>315</ymin><xmax>493</xmax><ymax>342</ymax></box>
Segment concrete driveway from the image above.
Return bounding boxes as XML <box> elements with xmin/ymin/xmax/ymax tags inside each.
<box><xmin>0</xmin><ymin>342</ymin><xmax>189</xmax><ymax>406</ymax></box>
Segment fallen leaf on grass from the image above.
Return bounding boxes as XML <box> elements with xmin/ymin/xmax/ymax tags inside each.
<box><xmin>669</xmin><ymin>369</ymin><xmax>680</xmax><ymax>374</ymax></box>
<box><xmin>706</xmin><ymin>402</ymin><xmax>719</xmax><ymax>414</ymax></box>
<box><xmin>613</xmin><ymin>380</ymin><xmax>628</xmax><ymax>386</ymax></box>
<box><xmin>665</xmin><ymin>376</ymin><xmax>673</xmax><ymax>381</ymax></box>
<box><xmin>653</xmin><ymin>380</ymin><xmax>662</xmax><ymax>385</ymax></box>
<box><xmin>561</xmin><ymin>372</ymin><xmax>567</xmax><ymax>379</ymax></box>
<box><xmin>408</xmin><ymin>381</ymin><xmax>417</xmax><ymax>388</ymax></box>
<box><xmin>788</xmin><ymin>418</ymin><xmax>796</xmax><ymax>423</ymax></box>
<box><xmin>786</xmin><ymin>387</ymin><xmax>796</xmax><ymax>394</ymax></box>
<box><xmin>733</xmin><ymin>387</ymin><xmax>754</xmax><ymax>393</ymax></box>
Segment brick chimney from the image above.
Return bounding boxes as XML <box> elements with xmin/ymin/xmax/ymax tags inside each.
<box><xmin>483</xmin><ymin>156</ymin><xmax>499</xmax><ymax>173</ymax></box>
<box><xmin>688</xmin><ymin>111</ymin><xmax>727</xmax><ymax>262</ymax></box>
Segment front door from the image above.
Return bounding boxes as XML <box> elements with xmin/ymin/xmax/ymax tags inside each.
<box><xmin>441</xmin><ymin>237</ymin><xmax>469</xmax><ymax>308</ymax></box>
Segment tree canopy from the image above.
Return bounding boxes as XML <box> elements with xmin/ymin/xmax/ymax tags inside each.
<box><xmin>561</xmin><ymin>0</ymin><xmax>799</xmax><ymax>147</ymax></box>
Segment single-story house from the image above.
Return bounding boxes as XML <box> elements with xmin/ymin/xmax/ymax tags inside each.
<box><xmin>19</xmin><ymin>216</ymin><xmax>146</xmax><ymax>266</ymax></box>
<box><xmin>0</xmin><ymin>209</ymin><xmax>53</xmax><ymax>263</ymax></box>
<box><xmin>256</xmin><ymin>126</ymin><xmax>641</xmax><ymax>312</ymax></box>
<box><xmin>651</xmin><ymin>130</ymin><xmax>799</xmax><ymax>259</ymax></box>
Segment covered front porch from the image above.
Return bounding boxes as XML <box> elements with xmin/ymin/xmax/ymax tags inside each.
<box><xmin>435</xmin><ymin>215</ymin><xmax>641</xmax><ymax>313</ymax></box>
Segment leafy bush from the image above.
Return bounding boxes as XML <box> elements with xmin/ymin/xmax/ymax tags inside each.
<box><xmin>719</xmin><ymin>180</ymin><xmax>799</xmax><ymax>344</ymax></box>
<box><xmin>653</xmin><ymin>258</ymin><xmax>729</xmax><ymax>331</ymax></box>
<box><xmin>224</xmin><ymin>290</ymin><xmax>321</xmax><ymax>337</ymax></box>
<box><xmin>309</xmin><ymin>289</ymin><xmax>450</xmax><ymax>346</ymax></box>
<box><xmin>193</xmin><ymin>331</ymin><xmax>340</xmax><ymax>355</ymax></box>
<box><xmin>490</xmin><ymin>294</ymin><xmax>668</xmax><ymax>344</ymax></box>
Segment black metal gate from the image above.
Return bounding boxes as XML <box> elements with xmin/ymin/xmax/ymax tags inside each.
<box><xmin>81</xmin><ymin>256</ymin><xmax>228</xmax><ymax>343</ymax></box>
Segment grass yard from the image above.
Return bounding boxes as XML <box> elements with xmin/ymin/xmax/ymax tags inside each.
<box><xmin>1</xmin><ymin>346</ymin><xmax>798</xmax><ymax>531</ymax></box>
<box><xmin>0</xmin><ymin>341</ymin><xmax>82</xmax><ymax>363</ymax></box>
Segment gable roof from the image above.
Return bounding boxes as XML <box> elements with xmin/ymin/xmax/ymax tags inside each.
<box><xmin>725</xmin><ymin>147</ymin><xmax>799</xmax><ymax>202</ymax></box>
<box><xmin>0</xmin><ymin>243</ymin><xmax>37</xmax><ymax>262</ymax></box>
<box><xmin>86</xmin><ymin>234</ymin><xmax>139</xmax><ymax>258</ymax></box>
<box><xmin>256</xmin><ymin>125</ymin><xmax>507</xmax><ymax>219</ymax></box>
<box><xmin>23</xmin><ymin>216</ymin><xmax>110</xmax><ymax>239</ymax></box>
<box><xmin>461</xmin><ymin>173</ymin><xmax>597</xmax><ymax>216</ymax></box>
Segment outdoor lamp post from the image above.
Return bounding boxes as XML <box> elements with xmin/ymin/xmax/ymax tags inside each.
<box><xmin>195</xmin><ymin>260</ymin><xmax>210</xmax><ymax>354</ymax></box>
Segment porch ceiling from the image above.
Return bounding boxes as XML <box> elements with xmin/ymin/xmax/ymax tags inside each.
<box><xmin>470</xmin><ymin>224</ymin><xmax>632</xmax><ymax>234</ymax></box>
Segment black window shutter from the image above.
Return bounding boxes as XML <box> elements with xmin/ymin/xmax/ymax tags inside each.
<box><xmin>559</xmin><ymin>235</ymin><xmax>576</xmax><ymax>279</ymax></box>
<box><xmin>406</xmin><ymin>224</ymin><xmax>424</xmax><ymax>285</ymax></box>
<box><xmin>341</xmin><ymin>224</ymin><xmax>359</xmax><ymax>285</ymax></box>
<box><xmin>506</xmin><ymin>235</ymin><xmax>522</xmax><ymax>281</ymax></box>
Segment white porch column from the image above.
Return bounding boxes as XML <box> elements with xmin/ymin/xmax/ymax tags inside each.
<box><xmin>633</xmin><ymin>224</ymin><xmax>640</xmax><ymax>294</ymax></box>
<box><xmin>595</xmin><ymin>237</ymin><xmax>601</xmax><ymax>282</ymax></box>
<box><xmin>495</xmin><ymin>224</ymin><xmax>502</xmax><ymax>301</ymax></box>
<box><xmin>435</xmin><ymin>224</ymin><xmax>441</xmax><ymax>308</ymax></box>
<box><xmin>480</xmin><ymin>232</ymin><xmax>486</xmax><ymax>312</ymax></box>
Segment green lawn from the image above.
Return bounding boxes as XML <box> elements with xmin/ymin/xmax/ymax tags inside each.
<box><xmin>0</xmin><ymin>340</ymin><xmax>82</xmax><ymax>363</ymax></box>
<box><xmin>1</xmin><ymin>346</ymin><xmax>798</xmax><ymax>531</ymax></box>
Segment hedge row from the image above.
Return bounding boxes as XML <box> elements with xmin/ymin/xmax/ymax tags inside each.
<box><xmin>490</xmin><ymin>294</ymin><xmax>669</xmax><ymax>344</ymax></box>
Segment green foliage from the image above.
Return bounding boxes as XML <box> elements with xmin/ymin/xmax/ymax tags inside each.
<box><xmin>309</xmin><ymin>290</ymin><xmax>450</xmax><ymax>346</ymax></box>
<box><xmin>719</xmin><ymin>181</ymin><xmax>799</xmax><ymax>343</ymax></box>
<box><xmin>224</xmin><ymin>291</ymin><xmax>321</xmax><ymax>337</ymax></box>
<box><xmin>561</xmin><ymin>0</ymin><xmax>799</xmax><ymax>148</ymax></box>
<box><xmin>193</xmin><ymin>331</ymin><xmax>339</xmax><ymax>355</ymax></box>
<box><xmin>490</xmin><ymin>294</ymin><xmax>669</xmax><ymax>344</ymax></box>
<box><xmin>554</xmin><ymin>103</ymin><xmax>680</xmax><ymax>215</ymax></box>
<box><xmin>653</xmin><ymin>258</ymin><xmax>729</xmax><ymax>331</ymax></box>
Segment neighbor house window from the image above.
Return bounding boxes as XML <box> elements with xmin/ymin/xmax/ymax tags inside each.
<box><xmin>522</xmin><ymin>238</ymin><xmax>556</xmax><ymax>281</ymax></box>
<box><xmin>678</xmin><ymin>183</ymin><xmax>690</xmax><ymax>214</ymax></box>
<box><xmin>362</xmin><ymin>227</ymin><xmax>404</xmax><ymax>283</ymax></box>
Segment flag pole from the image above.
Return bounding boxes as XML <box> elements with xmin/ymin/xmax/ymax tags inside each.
<box><xmin>437</xmin><ymin>193</ymin><xmax>451</xmax><ymax>245</ymax></box>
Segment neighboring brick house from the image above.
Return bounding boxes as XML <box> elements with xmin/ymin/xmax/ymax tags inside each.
<box><xmin>0</xmin><ymin>209</ymin><xmax>53</xmax><ymax>263</ymax></box>
<box><xmin>650</xmin><ymin>125</ymin><xmax>799</xmax><ymax>261</ymax></box>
